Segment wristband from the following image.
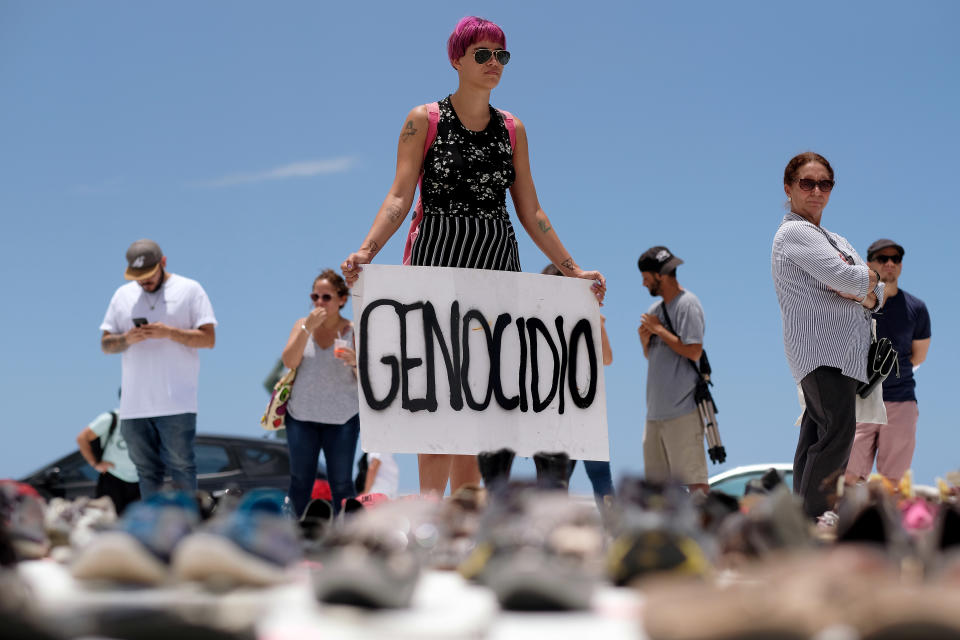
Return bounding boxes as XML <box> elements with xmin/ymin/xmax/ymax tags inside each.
<box><xmin>301</xmin><ymin>323</ymin><xmax>310</xmax><ymax>335</ymax></box>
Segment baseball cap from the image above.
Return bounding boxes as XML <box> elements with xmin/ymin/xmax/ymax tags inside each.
<box><xmin>866</xmin><ymin>238</ymin><xmax>905</xmax><ymax>261</ymax></box>
<box><xmin>124</xmin><ymin>239</ymin><xmax>163</xmax><ymax>280</ymax></box>
<box><xmin>637</xmin><ymin>246</ymin><xmax>684</xmax><ymax>274</ymax></box>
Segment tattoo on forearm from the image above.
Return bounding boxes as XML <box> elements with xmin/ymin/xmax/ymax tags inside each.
<box><xmin>560</xmin><ymin>258</ymin><xmax>575</xmax><ymax>272</ymax></box>
<box><xmin>400</xmin><ymin>121</ymin><xmax>417</xmax><ymax>142</ymax></box>
<box><xmin>537</xmin><ymin>220</ymin><xmax>552</xmax><ymax>234</ymax></box>
<box><xmin>362</xmin><ymin>240</ymin><xmax>380</xmax><ymax>255</ymax></box>
<box><xmin>102</xmin><ymin>334</ymin><xmax>128</xmax><ymax>353</ymax></box>
<box><xmin>386</xmin><ymin>205</ymin><xmax>403</xmax><ymax>224</ymax></box>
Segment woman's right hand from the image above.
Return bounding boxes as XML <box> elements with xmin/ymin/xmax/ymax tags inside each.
<box><xmin>94</xmin><ymin>461</ymin><xmax>115</xmax><ymax>474</ymax></box>
<box><xmin>304</xmin><ymin>306</ymin><xmax>328</xmax><ymax>332</ymax></box>
<box><xmin>341</xmin><ymin>248</ymin><xmax>374</xmax><ymax>287</ymax></box>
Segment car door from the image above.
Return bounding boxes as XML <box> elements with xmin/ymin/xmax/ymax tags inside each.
<box><xmin>194</xmin><ymin>439</ymin><xmax>245</xmax><ymax>495</ymax></box>
<box><xmin>233</xmin><ymin>441</ymin><xmax>290</xmax><ymax>492</ymax></box>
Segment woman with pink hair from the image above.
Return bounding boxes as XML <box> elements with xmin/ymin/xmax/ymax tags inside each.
<box><xmin>342</xmin><ymin>16</ymin><xmax>606</xmax><ymax>497</ymax></box>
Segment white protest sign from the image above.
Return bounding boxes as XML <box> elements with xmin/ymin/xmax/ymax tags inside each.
<box><xmin>351</xmin><ymin>265</ymin><xmax>608</xmax><ymax>460</ymax></box>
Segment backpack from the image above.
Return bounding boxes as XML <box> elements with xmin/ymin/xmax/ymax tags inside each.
<box><xmin>401</xmin><ymin>101</ymin><xmax>517</xmax><ymax>265</ymax></box>
<box><xmin>90</xmin><ymin>411</ymin><xmax>118</xmax><ymax>463</ymax></box>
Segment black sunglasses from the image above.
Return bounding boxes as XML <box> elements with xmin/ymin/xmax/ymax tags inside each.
<box><xmin>872</xmin><ymin>254</ymin><xmax>902</xmax><ymax>265</ymax></box>
<box><xmin>310</xmin><ymin>293</ymin><xmax>333</xmax><ymax>303</ymax></box>
<box><xmin>797</xmin><ymin>178</ymin><xmax>835</xmax><ymax>192</ymax></box>
<box><xmin>474</xmin><ymin>48</ymin><xmax>511</xmax><ymax>65</ymax></box>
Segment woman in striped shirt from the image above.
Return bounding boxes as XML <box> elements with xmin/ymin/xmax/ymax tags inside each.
<box><xmin>772</xmin><ymin>151</ymin><xmax>883</xmax><ymax>519</ymax></box>
<box><xmin>341</xmin><ymin>17</ymin><xmax>605</xmax><ymax>497</ymax></box>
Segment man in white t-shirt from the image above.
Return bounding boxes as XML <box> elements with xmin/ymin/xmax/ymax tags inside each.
<box><xmin>100</xmin><ymin>239</ymin><xmax>217</xmax><ymax>498</ymax></box>
<box><xmin>76</xmin><ymin>400</ymin><xmax>140</xmax><ymax>514</ymax></box>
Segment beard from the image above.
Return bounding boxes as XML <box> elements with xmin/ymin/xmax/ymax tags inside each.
<box><xmin>142</xmin><ymin>267</ymin><xmax>166</xmax><ymax>292</ymax></box>
<box><xmin>647</xmin><ymin>280</ymin><xmax>661</xmax><ymax>297</ymax></box>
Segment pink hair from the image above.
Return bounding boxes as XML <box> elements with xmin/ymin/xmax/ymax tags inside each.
<box><xmin>447</xmin><ymin>16</ymin><xmax>506</xmax><ymax>63</ymax></box>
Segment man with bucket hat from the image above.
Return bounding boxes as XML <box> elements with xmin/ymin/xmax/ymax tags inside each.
<box><xmin>100</xmin><ymin>239</ymin><xmax>217</xmax><ymax>498</ymax></box>
<box><xmin>846</xmin><ymin>239</ymin><xmax>931</xmax><ymax>484</ymax></box>
<box><xmin>637</xmin><ymin>246</ymin><xmax>709</xmax><ymax>492</ymax></box>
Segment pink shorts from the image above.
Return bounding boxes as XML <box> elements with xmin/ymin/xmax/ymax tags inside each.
<box><xmin>846</xmin><ymin>400</ymin><xmax>918</xmax><ymax>481</ymax></box>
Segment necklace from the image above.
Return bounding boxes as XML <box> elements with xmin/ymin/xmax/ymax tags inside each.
<box><xmin>141</xmin><ymin>270</ymin><xmax>167</xmax><ymax>310</ymax></box>
<box><xmin>144</xmin><ymin>289</ymin><xmax>162</xmax><ymax>310</ymax></box>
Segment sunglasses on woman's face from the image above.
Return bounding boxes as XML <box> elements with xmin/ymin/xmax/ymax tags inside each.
<box><xmin>473</xmin><ymin>48</ymin><xmax>511</xmax><ymax>65</ymax></box>
<box><xmin>310</xmin><ymin>293</ymin><xmax>333</xmax><ymax>303</ymax></box>
<box><xmin>872</xmin><ymin>254</ymin><xmax>902</xmax><ymax>265</ymax></box>
<box><xmin>797</xmin><ymin>178</ymin><xmax>835</xmax><ymax>192</ymax></box>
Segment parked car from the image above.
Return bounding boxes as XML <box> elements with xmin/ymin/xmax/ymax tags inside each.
<box><xmin>708</xmin><ymin>463</ymin><xmax>793</xmax><ymax>497</ymax></box>
<box><xmin>20</xmin><ymin>434</ymin><xmax>294</xmax><ymax>500</ymax></box>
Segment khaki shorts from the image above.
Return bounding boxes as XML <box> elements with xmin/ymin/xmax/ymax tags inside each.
<box><xmin>643</xmin><ymin>409</ymin><xmax>708</xmax><ymax>485</ymax></box>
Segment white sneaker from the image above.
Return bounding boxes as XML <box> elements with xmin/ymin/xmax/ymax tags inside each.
<box><xmin>817</xmin><ymin>510</ymin><xmax>839</xmax><ymax>530</ymax></box>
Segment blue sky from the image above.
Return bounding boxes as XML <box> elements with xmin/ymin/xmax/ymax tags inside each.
<box><xmin>1</xmin><ymin>1</ymin><xmax>957</xmax><ymax>493</ymax></box>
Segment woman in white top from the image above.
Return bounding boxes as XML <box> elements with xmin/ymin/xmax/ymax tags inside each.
<box><xmin>282</xmin><ymin>269</ymin><xmax>360</xmax><ymax>516</ymax></box>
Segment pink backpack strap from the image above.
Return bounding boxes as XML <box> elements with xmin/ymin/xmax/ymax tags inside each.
<box><xmin>402</xmin><ymin>102</ymin><xmax>440</xmax><ymax>266</ymax></box>
<box><xmin>423</xmin><ymin>102</ymin><xmax>440</xmax><ymax>156</ymax></box>
<box><xmin>498</xmin><ymin>109</ymin><xmax>517</xmax><ymax>149</ymax></box>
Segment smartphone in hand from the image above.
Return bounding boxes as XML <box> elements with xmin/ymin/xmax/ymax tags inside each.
<box><xmin>133</xmin><ymin>317</ymin><xmax>148</xmax><ymax>327</ymax></box>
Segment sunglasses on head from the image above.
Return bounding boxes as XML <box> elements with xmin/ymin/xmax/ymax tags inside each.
<box><xmin>310</xmin><ymin>293</ymin><xmax>333</xmax><ymax>303</ymax></box>
<box><xmin>797</xmin><ymin>178</ymin><xmax>835</xmax><ymax>192</ymax></box>
<box><xmin>474</xmin><ymin>48</ymin><xmax>511</xmax><ymax>65</ymax></box>
<box><xmin>872</xmin><ymin>254</ymin><xmax>902</xmax><ymax>265</ymax></box>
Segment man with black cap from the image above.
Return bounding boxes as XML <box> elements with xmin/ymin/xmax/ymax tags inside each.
<box><xmin>637</xmin><ymin>246</ymin><xmax>708</xmax><ymax>492</ymax></box>
<box><xmin>100</xmin><ymin>240</ymin><xmax>217</xmax><ymax>498</ymax></box>
<box><xmin>846</xmin><ymin>239</ymin><xmax>931</xmax><ymax>484</ymax></box>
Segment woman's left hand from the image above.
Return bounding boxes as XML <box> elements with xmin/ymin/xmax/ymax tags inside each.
<box><xmin>573</xmin><ymin>269</ymin><xmax>606</xmax><ymax>305</ymax></box>
<box><xmin>337</xmin><ymin>346</ymin><xmax>357</xmax><ymax>368</ymax></box>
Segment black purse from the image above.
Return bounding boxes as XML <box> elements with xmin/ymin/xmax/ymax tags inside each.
<box><xmin>856</xmin><ymin>337</ymin><xmax>899</xmax><ymax>399</ymax></box>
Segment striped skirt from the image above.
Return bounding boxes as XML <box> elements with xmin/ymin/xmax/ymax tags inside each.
<box><xmin>409</xmin><ymin>214</ymin><xmax>521</xmax><ymax>272</ymax></box>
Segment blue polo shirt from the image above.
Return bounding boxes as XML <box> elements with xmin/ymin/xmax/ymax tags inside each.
<box><xmin>875</xmin><ymin>288</ymin><xmax>931</xmax><ymax>402</ymax></box>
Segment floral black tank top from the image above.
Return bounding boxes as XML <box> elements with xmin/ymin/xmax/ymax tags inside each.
<box><xmin>410</xmin><ymin>96</ymin><xmax>521</xmax><ymax>271</ymax></box>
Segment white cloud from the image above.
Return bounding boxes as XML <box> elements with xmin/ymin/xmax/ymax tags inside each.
<box><xmin>200</xmin><ymin>157</ymin><xmax>358</xmax><ymax>187</ymax></box>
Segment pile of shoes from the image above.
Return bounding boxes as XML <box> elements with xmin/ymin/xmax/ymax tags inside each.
<box><xmin>71</xmin><ymin>490</ymin><xmax>201</xmax><ymax>584</ymax></box>
<box><xmin>9</xmin><ymin>457</ymin><xmax>960</xmax><ymax>637</ymax></box>
<box><xmin>71</xmin><ymin>489</ymin><xmax>302</xmax><ymax>588</ymax></box>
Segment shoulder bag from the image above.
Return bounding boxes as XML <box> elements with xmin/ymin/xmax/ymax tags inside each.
<box><xmin>261</xmin><ymin>368</ymin><xmax>297</xmax><ymax>431</ymax></box>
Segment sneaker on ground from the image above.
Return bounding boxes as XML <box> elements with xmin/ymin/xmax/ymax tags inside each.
<box><xmin>45</xmin><ymin>496</ymin><xmax>117</xmax><ymax>554</ymax></box>
<box><xmin>71</xmin><ymin>491</ymin><xmax>198</xmax><ymax>584</ymax></box>
<box><xmin>461</xmin><ymin>487</ymin><xmax>604</xmax><ymax>610</ymax></box>
<box><xmin>311</xmin><ymin>499</ymin><xmax>437</xmax><ymax>608</ymax></box>
<box><xmin>0</xmin><ymin>480</ymin><xmax>49</xmax><ymax>561</ymax></box>
<box><xmin>817</xmin><ymin>510</ymin><xmax>839</xmax><ymax>529</ymax></box>
<box><xmin>172</xmin><ymin>488</ymin><xmax>302</xmax><ymax>588</ymax></box>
